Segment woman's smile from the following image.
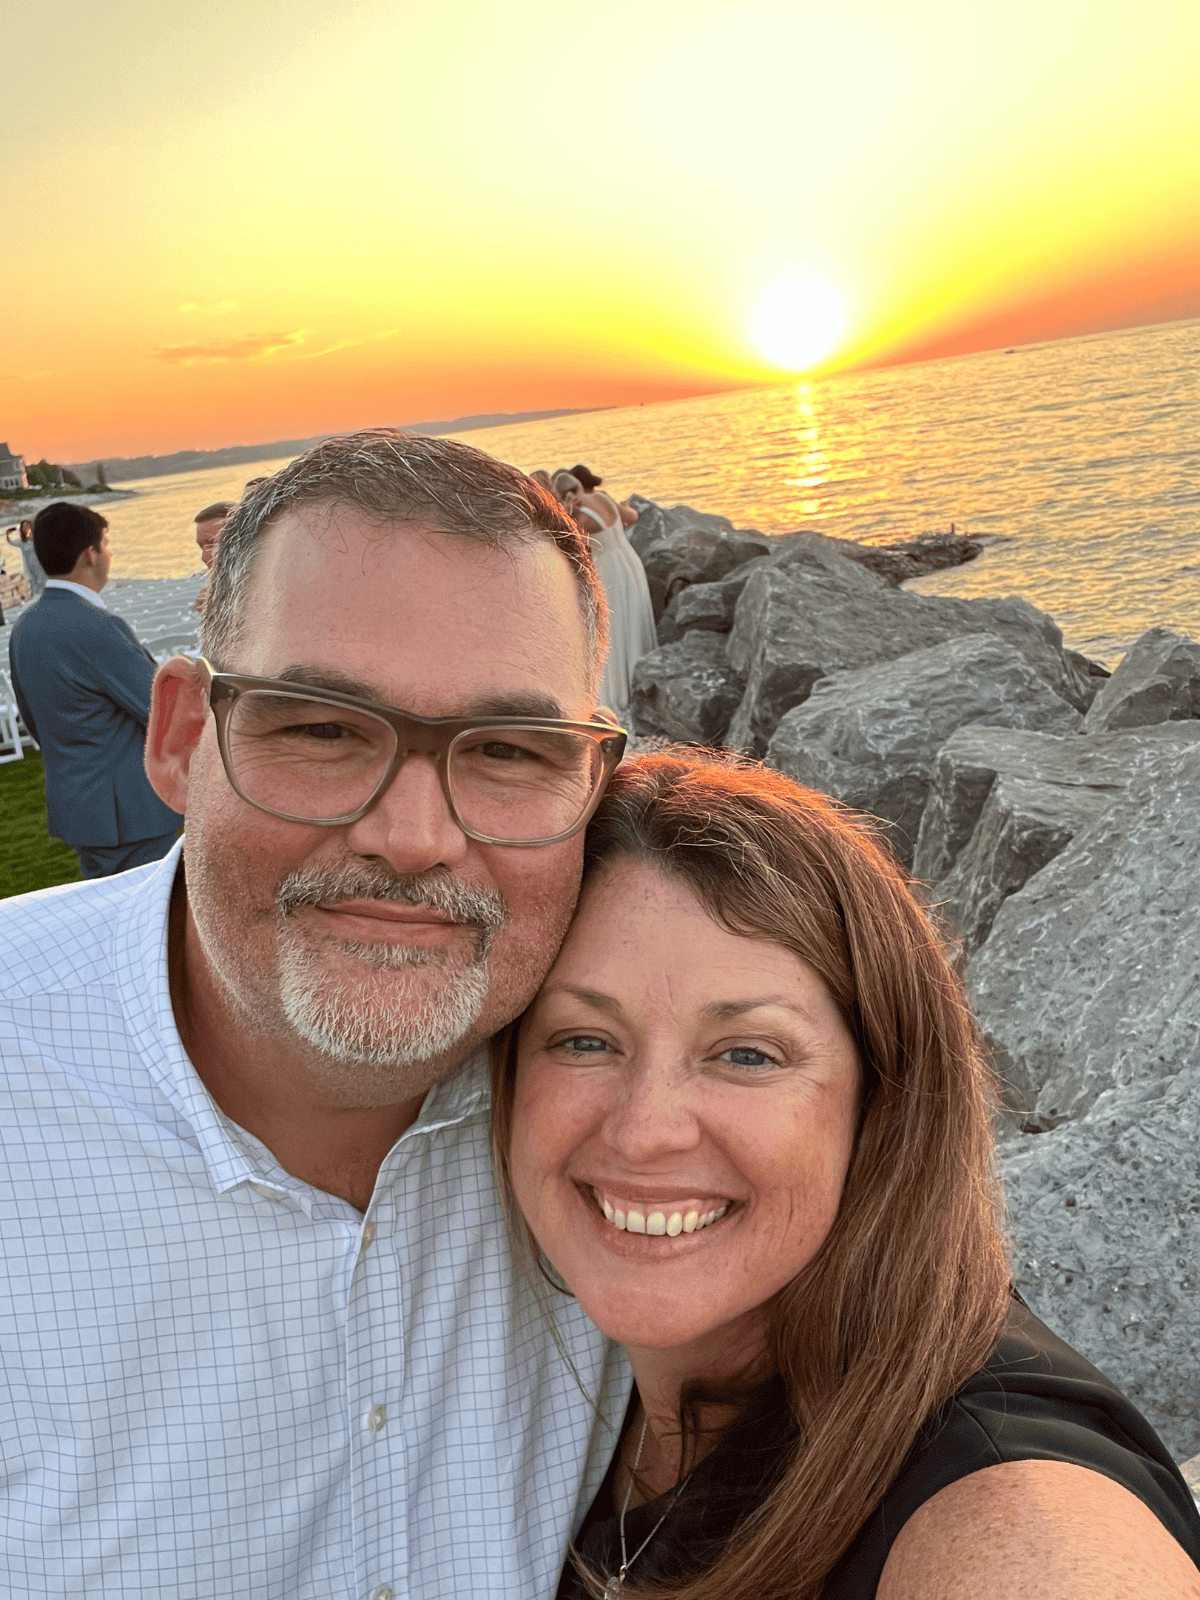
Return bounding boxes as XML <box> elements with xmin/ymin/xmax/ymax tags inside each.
<box><xmin>590</xmin><ymin>1187</ymin><xmax>731</xmax><ymax>1235</ymax></box>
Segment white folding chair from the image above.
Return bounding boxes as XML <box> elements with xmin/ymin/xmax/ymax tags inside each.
<box><xmin>0</xmin><ymin>667</ymin><xmax>32</xmax><ymax>761</ymax></box>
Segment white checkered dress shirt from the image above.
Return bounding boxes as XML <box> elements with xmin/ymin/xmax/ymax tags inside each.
<box><xmin>0</xmin><ymin>845</ymin><xmax>630</xmax><ymax>1598</ymax></box>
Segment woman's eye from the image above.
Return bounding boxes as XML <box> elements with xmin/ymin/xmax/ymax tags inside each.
<box><xmin>556</xmin><ymin>1035</ymin><xmax>609</xmax><ymax>1055</ymax></box>
<box><xmin>719</xmin><ymin>1046</ymin><xmax>777</xmax><ymax>1070</ymax></box>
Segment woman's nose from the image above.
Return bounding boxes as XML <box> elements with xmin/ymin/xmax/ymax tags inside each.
<box><xmin>601</xmin><ymin>1058</ymin><xmax>702</xmax><ymax>1162</ymax></box>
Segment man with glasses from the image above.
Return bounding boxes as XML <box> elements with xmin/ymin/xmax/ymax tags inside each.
<box><xmin>0</xmin><ymin>431</ymin><xmax>629</xmax><ymax>1597</ymax></box>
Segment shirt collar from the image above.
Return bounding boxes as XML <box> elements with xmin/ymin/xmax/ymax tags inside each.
<box><xmin>45</xmin><ymin>577</ymin><xmax>107</xmax><ymax>609</ymax></box>
<box><xmin>111</xmin><ymin>839</ymin><xmax>490</xmax><ymax>1212</ymax></box>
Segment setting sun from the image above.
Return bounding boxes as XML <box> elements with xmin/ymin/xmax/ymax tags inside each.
<box><xmin>752</xmin><ymin>274</ymin><xmax>848</xmax><ymax>372</ymax></box>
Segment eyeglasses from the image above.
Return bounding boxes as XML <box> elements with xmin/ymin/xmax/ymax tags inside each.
<box><xmin>200</xmin><ymin>660</ymin><xmax>627</xmax><ymax>847</ymax></box>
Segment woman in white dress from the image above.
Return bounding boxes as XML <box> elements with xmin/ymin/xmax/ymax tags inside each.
<box><xmin>553</xmin><ymin>470</ymin><xmax>657</xmax><ymax>722</ymax></box>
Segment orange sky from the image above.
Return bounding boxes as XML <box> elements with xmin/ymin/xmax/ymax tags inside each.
<box><xmin>5</xmin><ymin>0</ymin><xmax>1198</xmax><ymax>462</ymax></box>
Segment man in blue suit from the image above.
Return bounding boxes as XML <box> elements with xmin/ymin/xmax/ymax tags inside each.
<box><xmin>8</xmin><ymin>502</ymin><xmax>180</xmax><ymax>878</ymax></box>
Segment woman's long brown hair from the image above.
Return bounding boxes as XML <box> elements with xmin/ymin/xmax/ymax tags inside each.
<box><xmin>492</xmin><ymin>748</ymin><xmax>1011</xmax><ymax>1600</ymax></box>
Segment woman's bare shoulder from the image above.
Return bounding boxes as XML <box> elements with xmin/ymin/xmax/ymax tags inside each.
<box><xmin>876</xmin><ymin>1458</ymin><xmax>1200</xmax><ymax>1599</ymax></box>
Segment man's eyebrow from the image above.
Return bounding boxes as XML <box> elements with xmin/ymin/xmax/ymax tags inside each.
<box><xmin>276</xmin><ymin>665</ymin><xmax>382</xmax><ymax>699</ymax></box>
<box><xmin>272</xmin><ymin>666</ymin><xmax>566</xmax><ymax>720</ymax></box>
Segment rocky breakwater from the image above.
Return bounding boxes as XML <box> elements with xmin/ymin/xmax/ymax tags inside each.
<box><xmin>626</xmin><ymin>499</ymin><xmax>1200</xmax><ymax>1461</ymax></box>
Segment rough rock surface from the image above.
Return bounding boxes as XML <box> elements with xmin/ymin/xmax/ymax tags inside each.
<box><xmin>967</xmin><ymin>744</ymin><xmax>1200</xmax><ymax>1129</ymax></box>
<box><xmin>914</xmin><ymin>721</ymin><xmax>1200</xmax><ymax>886</ymax></box>
<box><xmin>763</xmin><ymin>635</ymin><xmax>1080</xmax><ymax>866</ymax></box>
<box><xmin>932</xmin><ymin>775</ymin><xmax>1111</xmax><ymax>956</ymax></box>
<box><xmin>725</xmin><ymin>556</ymin><xmax>909</xmax><ymax>753</ymax></box>
<box><xmin>656</xmin><ymin>557</ymin><xmax>773</xmax><ymax>644</ymax></box>
<box><xmin>638</xmin><ymin>530</ymin><xmax>769</xmax><ymax>620</ymax></box>
<box><xmin>625</xmin><ymin>496</ymin><xmax>737</xmax><ymax>561</ymax></box>
<box><xmin>1082</xmin><ymin>625</ymin><xmax>1200</xmax><ymax>732</ymax></box>
<box><xmin>841</xmin><ymin>528</ymin><xmax>984</xmax><ymax>586</ymax></box>
<box><xmin>629</xmin><ymin>631</ymin><xmax>746</xmax><ymax>746</ymax></box>
<box><xmin>1000</xmin><ymin>1060</ymin><xmax>1200</xmax><ymax>1461</ymax></box>
<box><xmin>725</xmin><ymin>550</ymin><xmax>1097</xmax><ymax>755</ymax></box>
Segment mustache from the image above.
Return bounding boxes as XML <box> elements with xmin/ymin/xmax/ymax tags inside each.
<box><xmin>274</xmin><ymin>863</ymin><xmax>508</xmax><ymax>942</ymax></box>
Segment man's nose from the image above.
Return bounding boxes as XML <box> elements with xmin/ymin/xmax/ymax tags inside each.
<box><xmin>341</xmin><ymin>751</ymin><xmax>471</xmax><ymax>874</ymax></box>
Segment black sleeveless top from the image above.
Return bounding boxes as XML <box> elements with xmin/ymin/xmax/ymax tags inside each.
<box><xmin>558</xmin><ymin>1296</ymin><xmax>1200</xmax><ymax>1598</ymax></box>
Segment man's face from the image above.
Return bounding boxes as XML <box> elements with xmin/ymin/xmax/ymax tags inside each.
<box><xmin>195</xmin><ymin>517</ymin><xmax>224</xmax><ymax>568</ymax></box>
<box><xmin>92</xmin><ymin>529</ymin><xmax>112</xmax><ymax>589</ymax></box>
<box><xmin>179</xmin><ymin>504</ymin><xmax>597</xmax><ymax>1104</ymax></box>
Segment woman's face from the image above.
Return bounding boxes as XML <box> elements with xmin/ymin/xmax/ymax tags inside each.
<box><xmin>511</xmin><ymin>859</ymin><xmax>861</xmax><ymax>1367</ymax></box>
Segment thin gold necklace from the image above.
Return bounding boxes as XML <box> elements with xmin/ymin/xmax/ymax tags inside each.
<box><xmin>604</xmin><ymin>1413</ymin><xmax>695</xmax><ymax>1597</ymax></box>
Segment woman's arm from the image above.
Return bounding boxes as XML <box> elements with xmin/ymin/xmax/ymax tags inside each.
<box><xmin>877</xmin><ymin>1458</ymin><xmax>1200</xmax><ymax>1599</ymax></box>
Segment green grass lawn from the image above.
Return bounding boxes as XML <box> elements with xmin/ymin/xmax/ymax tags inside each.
<box><xmin>0</xmin><ymin>750</ymin><xmax>81</xmax><ymax>899</ymax></box>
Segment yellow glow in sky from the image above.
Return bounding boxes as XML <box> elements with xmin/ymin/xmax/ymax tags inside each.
<box><xmin>5</xmin><ymin>0</ymin><xmax>1199</xmax><ymax>459</ymax></box>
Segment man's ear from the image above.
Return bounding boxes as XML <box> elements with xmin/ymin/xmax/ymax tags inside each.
<box><xmin>594</xmin><ymin>704</ymin><xmax>621</xmax><ymax>728</ymax></box>
<box><xmin>145</xmin><ymin>657</ymin><xmax>210</xmax><ymax>813</ymax></box>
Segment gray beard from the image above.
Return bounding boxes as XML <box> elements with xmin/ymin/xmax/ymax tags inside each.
<box><xmin>274</xmin><ymin>863</ymin><xmax>507</xmax><ymax>1069</ymax></box>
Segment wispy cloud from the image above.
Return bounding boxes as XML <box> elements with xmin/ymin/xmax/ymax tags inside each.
<box><xmin>177</xmin><ymin>299</ymin><xmax>239</xmax><ymax>314</ymax></box>
<box><xmin>150</xmin><ymin>330</ymin><xmax>305</xmax><ymax>365</ymax></box>
<box><xmin>299</xmin><ymin>327</ymin><xmax>403</xmax><ymax>361</ymax></box>
<box><xmin>0</xmin><ymin>370</ymin><xmax>54</xmax><ymax>382</ymax></box>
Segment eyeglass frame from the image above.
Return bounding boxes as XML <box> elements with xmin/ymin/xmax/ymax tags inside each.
<box><xmin>198</xmin><ymin>658</ymin><xmax>628</xmax><ymax>847</ymax></box>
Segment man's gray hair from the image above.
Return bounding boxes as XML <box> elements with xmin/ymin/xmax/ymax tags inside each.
<box><xmin>201</xmin><ymin>429</ymin><xmax>608</xmax><ymax>690</ymax></box>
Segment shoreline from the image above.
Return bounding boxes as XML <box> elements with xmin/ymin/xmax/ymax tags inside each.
<box><xmin>1</xmin><ymin>489</ymin><xmax>138</xmax><ymax>524</ymax></box>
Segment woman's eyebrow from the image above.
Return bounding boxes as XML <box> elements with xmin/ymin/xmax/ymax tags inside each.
<box><xmin>538</xmin><ymin>984</ymin><xmax>623</xmax><ymax>1017</ymax></box>
<box><xmin>704</xmin><ymin>997</ymin><xmax>822</xmax><ymax>1024</ymax></box>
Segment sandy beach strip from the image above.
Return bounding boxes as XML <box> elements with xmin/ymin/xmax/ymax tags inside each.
<box><xmin>1</xmin><ymin>490</ymin><xmax>138</xmax><ymax>523</ymax></box>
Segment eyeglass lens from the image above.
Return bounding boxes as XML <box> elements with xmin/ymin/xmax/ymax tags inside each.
<box><xmin>223</xmin><ymin>690</ymin><xmax>604</xmax><ymax>841</ymax></box>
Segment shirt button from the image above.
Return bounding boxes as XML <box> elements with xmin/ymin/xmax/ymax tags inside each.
<box><xmin>370</xmin><ymin>1587</ymin><xmax>393</xmax><ymax>1600</ymax></box>
<box><xmin>366</xmin><ymin>1404</ymin><xmax>387</xmax><ymax>1433</ymax></box>
<box><xmin>361</xmin><ymin>1222</ymin><xmax>377</xmax><ymax>1249</ymax></box>
<box><xmin>251</xmin><ymin>1182</ymin><xmax>278</xmax><ymax>1199</ymax></box>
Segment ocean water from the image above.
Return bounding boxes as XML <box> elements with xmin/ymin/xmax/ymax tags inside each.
<box><xmin>97</xmin><ymin>318</ymin><xmax>1200</xmax><ymax>668</ymax></box>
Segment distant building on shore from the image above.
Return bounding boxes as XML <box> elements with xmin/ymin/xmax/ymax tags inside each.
<box><xmin>0</xmin><ymin>444</ymin><xmax>28</xmax><ymax>492</ymax></box>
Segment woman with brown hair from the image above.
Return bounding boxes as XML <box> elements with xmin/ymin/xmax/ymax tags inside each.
<box><xmin>494</xmin><ymin>749</ymin><xmax>1200</xmax><ymax>1599</ymax></box>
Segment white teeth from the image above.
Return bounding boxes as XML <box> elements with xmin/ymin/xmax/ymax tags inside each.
<box><xmin>592</xmin><ymin>1189</ymin><xmax>729</xmax><ymax>1237</ymax></box>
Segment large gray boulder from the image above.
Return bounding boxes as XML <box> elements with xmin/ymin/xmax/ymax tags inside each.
<box><xmin>914</xmin><ymin>721</ymin><xmax>1200</xmax><ymax>886</ymax></box>
<box><xmin>657</xmin><ymin>557</ymin><xmax>773</xmax><ymax>644</ymax></box>
<box><xmin>725</xmin><ymin>549</ymin><xmax>1097</xmax><ymax>755</ymax></box>
<box><xmin>725</xmin><ymin>557</ymin><xmax>903</xmax><ymax>753</ymax></box>
<box><xmin>966</xmin><ymin>743</ymin><xmax>1200</xmax><ymax>1129</ymax></box>
<box><xmin>1000</xmin><ymin>1059</ymin><xmax>1200</xmax><ymax>1462</ymax></box>
<box><xmin>625</xmin><ymin>496</ymin><xmax>738</xmax><ymax>561</ymax></box>
<box><xmin>629</xmin><ymin>631</ymin><xmax>746</xmax><ymax>746</ymax></box>
<box><xmin>1082</xmin><ymin>625</ymin><xmax>1200</xmax><ymax>732</ymax></box>
<box><xmin>639</xmin><ymin>529</ymin><xmax>769</xmax><ymax>621</ymax></box>
<box><xmin>764</xmin><ymin>635</ymin><xmax>1080</xmax><ymax>866</ymax></box>
<box><xmin>932</xmin><ymin>775</ymin><xmax>1111</xmax><ymax>957</ymax></box>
